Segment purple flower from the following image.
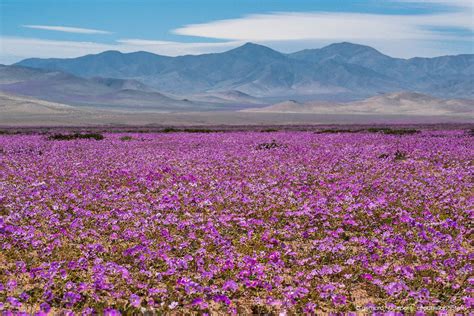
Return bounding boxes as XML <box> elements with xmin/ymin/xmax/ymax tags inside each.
<box><xmin>0</xmin><ymin>131</ymin><xmax>471</xmax><ymax>313</ymax></box>
<box><xmin>222</xmin><ymin>280</ymin><xmax>238</xmax><ymax>292</ymax></box>
<box><xmin>332</xmin><ymin>294</ymin><xmax>347</xmax><ymax>306</ymax></box>
<box><xmin>104</xmin><ymin>308</ymin><xmax>121</xmax><ymax>316</ymax></box>
<box><xmin>361</xmin><ymin>273</ymin><xmax>373</xmax><ymax>281</ymax></box>
<box><xmin>191</xmin><ymin>297</ymin><xmax>208</xmax><ymax>309</ymax></box>
<box><xmin>40</xmin><ymin>302</ymin><xmax>51</xmax><ymax>313</ymax></box>
<box><xmin>213</xmin><ymin>295</ymin><xmax>231</xmax><ymax>305</ymax></box>
<box><xmin>129</xmin><ymin>293</ymin><xmax>141</xmax><ymax>307</ymax></box>
<box><xmin>7</xmin><ymin>296</ymin><xmax>21</xmax><ymax>308</ymax></box>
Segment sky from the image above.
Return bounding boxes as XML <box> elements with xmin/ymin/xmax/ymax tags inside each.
<box><xmin>0</xmin><ymin>0</ymin><xmax>473</xmax><ymax>64</ymax></box>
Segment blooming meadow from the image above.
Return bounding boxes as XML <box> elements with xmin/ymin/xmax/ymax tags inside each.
<box><xmin>0</xmin><ymin>130</ymin><xmax>472</xmax><ymax>314</ymax></box>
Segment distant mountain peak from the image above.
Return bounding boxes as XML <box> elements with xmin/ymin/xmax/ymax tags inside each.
<box><xmin>94</xmin><ymin>50</ymin><xmax>124</xmax><ymax>57</ymax></box>
<box><xmin>326</xmin><ymin>42</ymin><xmax>373</xmax><ymax>49</ymax></box>
<box><xmin>228</xmin><ymin>42</ymin><xmax>283</xmax><ymax>58</ymax></box>
<box><xmin>321</xmin><ymin>42</ymin><xmax>385</xmax><ymax>56</ymax></box>
<box><xmin>241</xmin><ymin>42</ymin><xmax>268</xmax><ymax>49</ymax></box>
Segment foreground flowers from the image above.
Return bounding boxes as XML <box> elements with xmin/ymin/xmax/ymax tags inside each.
<box><xmin>0</xmin><ymin>130</ymin><xmax>472</xmax><ymax>314</ymax></box>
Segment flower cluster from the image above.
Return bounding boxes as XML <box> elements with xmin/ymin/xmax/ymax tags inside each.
<box><xmin>0</xmin><ymin>131</ymin><xmax>472</xmax><ymax>314</ymax></box>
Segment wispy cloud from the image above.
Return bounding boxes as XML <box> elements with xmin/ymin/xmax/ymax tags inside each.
<box><xmin>171</xmin><ymin>8</ymin><xmax>472</xmax><ymax>58</ymax></box>
<box><xmin>173</xmin><ymin>11</ymin><xmax>472</xmax><ymax>42</ymax></box>
<box><xmin>22</xmin><ymin>25</ymin><xmax>111</xmax><ymax>34</ymax></box>
<box><xmin>116</xmin><ymin>39</ymin><xmax>242</xmax><ymax>55</ymax></box>
<box><xmin>0</xmin><ymin>36</ymin><xmax>243</xmax><ymax>64</ymax></box>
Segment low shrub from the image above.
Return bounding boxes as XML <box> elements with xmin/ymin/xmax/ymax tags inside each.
<box><xmin>315</xmin><ymin>129</ymin><xmax>360</xmax><ymax>134</ymax></box>
<box><xmin>161</xmin><ymin>127</ymin><xmax>180</xmax><ymax>133</ymax></box>
<box><xmin>48</xmin><ymin>133</ymin><xmax>104</xmax><ymax>141</ymax></box>
<box><xmin>161</xmin><ymin>128</ymin><xmax>218</xmax><ymax>133</ymax></box>
<box><xmin>383</xmin><ymin>129</ymin><xmax>419</xmax><ymax>135</ymax></box>
<box><xmin>256</xmin><ymin>140</ymin><xmax>283</xmax><ymax>150</ymax></box>
<box><xmin>367</xmin><ymin>127</ymin><xmax>392</xmax><ymax>133</ymax></box>
<box><xmin>367</xmin><ymin>127</ymin><xmax>419</xmax><ymax>135</ymax></box>
<box><xmin>394</xmin><ymin>150</ymin><xmax>407</xmax><ymax>160</ymax></box>
<box><xmin>183</xmin><ymin>128</ymin><xmax>216</xmax><ymax>133</ymax></box>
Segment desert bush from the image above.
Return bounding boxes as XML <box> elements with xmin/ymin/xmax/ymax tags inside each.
<box><xmin>367</xmin><ymin>127</ymin><xmax>419</xmax><ymax>135</ymax></box>
<box><xmin>367</xmin><ymin>127</ymin><xmax>392</xmax><ymax>133</ymax></box>
<box><xmin>256</xmin><ymin>139</ymin><xmax>283</xmax><ymax>150</ymax></box>
<box><xmin>394</xmin><ymin>150</ymin><xmax>407</xmax><ymax>160</ymax></box>
<box><xmin>315</xmin><ymin>129</ymin><xmax>360</xmax><ymax>134</ymax></box>
<box><xmin>182</xmin><ymin>128</ymin><xmax>216</xmax><ymax>133</ymax></box>
<box><xmin>161</xmin><ymin>127</ymin><xmax>219</xmax><ymax>133</ymax></box>
<box><xmin>383</xmin><ymin>129</ymin><xmax>419</xmax><ymax>135</ymax></box>
<box><xmin>161</xmin><ymin>127</ymin><xmax>180</xmax><ymax>133</ymax></box>
<box><xmin>48</xmin><ymin>133</ymin><xmax>104</xmax><ymax>141</ymax></box>
<box><xmin>120</xmin><ymin>136</ymin><xmax>134</xmax><ymax>141</ymax></box>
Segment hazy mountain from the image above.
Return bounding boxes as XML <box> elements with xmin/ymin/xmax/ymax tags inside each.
<box><xmin>244</xmin><ymin>91</ymin><xmax>474</xmax><ymax>116</ymax></box>
<box><xmin>0</xmin><ymin>91</ymin><xmax>81</xmax><ymax>115</ymax></box>
<box><xmin>289</xmin><ymin>43</ymin><xmax>474</xmax><ymax>98</ymax></box>
<box><xmin>241</xmin><ymin>98</ymin><xmax>340</xmax><ymax>113</ymax></box>
<box><xmin>15</xmin><ymin>42</ymin><xmax>473</xmax><ymax>99</ymax></box>
<box><xmin>0</xmin><ymin>64</ymin><xmax>216</xmax><ymax>111</ymax></box>
<box><xmin>90</xmin><ymin>77</ymin><xmax>157</xmax><ymax>92</ymax></box>
<box><xmin>0</xmin><ymin>64</ymin><xmax>52</xmax><ymax>84</ymax></box>
<box><xmin>188</xmin><ymin>90</ymin><xmax>266</xmax><ymax>105</ymax></box>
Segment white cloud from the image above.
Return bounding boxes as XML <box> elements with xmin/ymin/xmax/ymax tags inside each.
<box><xmin>22</xmin><ymin>25</ymin><xmax>111</xmax><ymax>34</ymax></box>
<box><xmin>0</xmin><ymin>36</ymin><xmax>243</xmax><ymax>64</ymax></box>
<box><xmin>116</xmin><ymin>39</ymin><xmax>242</xmax><ymax>55</ymax></box>
<box><xmin>0</xmin><ymin>37</ymin><xmax>113</xmax><ymax>61</ymax></box>
<box><xmin>173</xmin><ymin>11</ymin><xmax>473</xmax><ymax>42</ymax></box>
<box><xmin>170</xmin><ymin>9</ymin><xmax>472</xmax><ymax>58</ymax></box>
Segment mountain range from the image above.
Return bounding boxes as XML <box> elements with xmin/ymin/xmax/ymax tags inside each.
<box><xmin>0</xmin><ymin>42</ymin><xmax>472</xmax><ymax>125</ymax></box>
<box><xmin>14</xmin><ymin>42</ymin><xmax>474</xmax><ymax>100</ymax></box>
<box><xmin>0</xmin><ymin>64</ymin><xmax>263</xmax><ymax>112</ymax></box>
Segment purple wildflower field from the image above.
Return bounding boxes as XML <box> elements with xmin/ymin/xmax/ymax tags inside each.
<box><xmin>0</xmin><ymin>130</ymin><xmax>473</xmax><ymax>314</ymax></box>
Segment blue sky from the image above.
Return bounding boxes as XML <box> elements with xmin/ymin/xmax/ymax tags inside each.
<box><xmin>0</xmin><ymin>0</ymin><xmax>473</xmax><ymax>63</ymax></box>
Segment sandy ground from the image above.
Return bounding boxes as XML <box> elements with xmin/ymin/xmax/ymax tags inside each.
<box><xmin>1</xmin><ymin>111</ymin><xmax>472</xmax><ymax>127</ymax></box>
<box><xmin>0</xmin><ymin>92</ymin><xmax>472</xmax><ymax>127</ymax></box>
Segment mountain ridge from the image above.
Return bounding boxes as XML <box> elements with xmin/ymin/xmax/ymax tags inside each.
<box><xmin>12</xmin><ymin>42</ymin><xmax>474</xmax><ymax>99</ymax></box>
<box><xmin>0</xmin><ymin>64</ymin><xmax>265</xmax><ymax>112</ymax></box>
